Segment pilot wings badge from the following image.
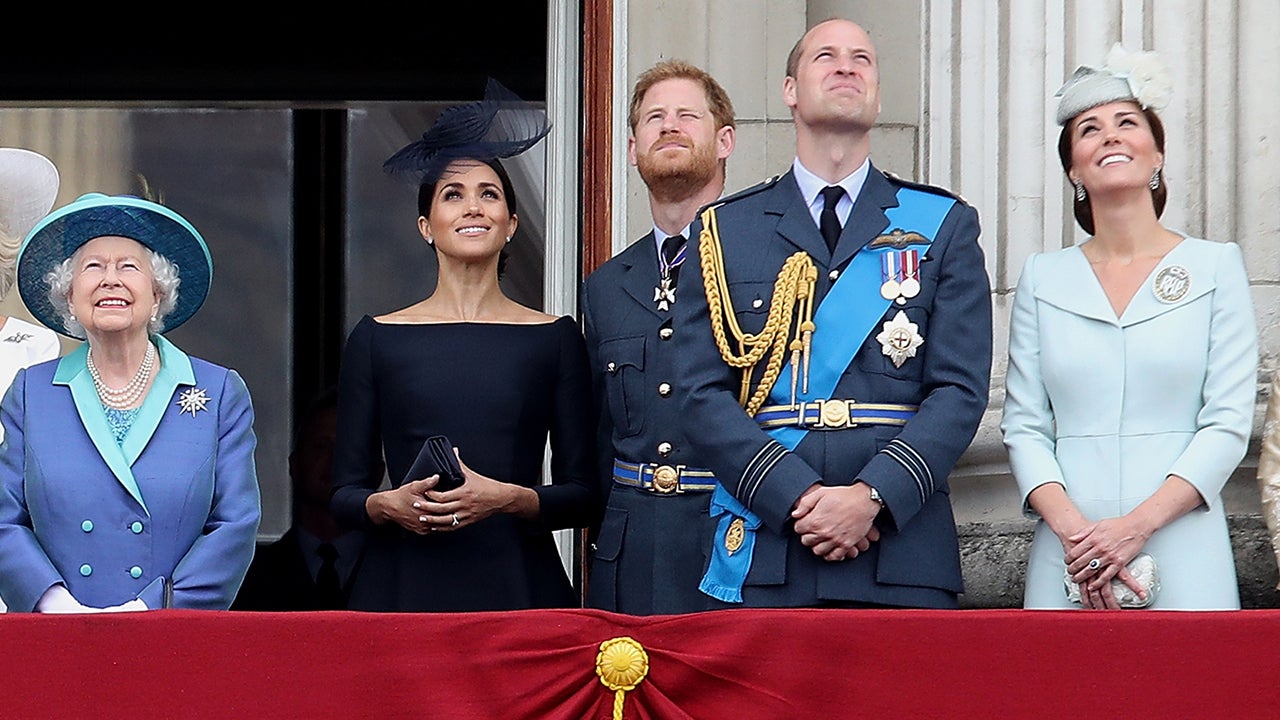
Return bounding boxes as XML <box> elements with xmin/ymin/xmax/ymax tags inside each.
<box><xmin>876</xmin><ymin>311</ymin><xmax>924</xmax><ymax>368</ymax></box>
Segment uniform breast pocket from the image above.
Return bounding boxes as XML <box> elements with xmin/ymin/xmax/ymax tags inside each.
<box><xmin>600</xmin><ymin>335</ymin><xmax>647</xmax><ymax>438</ymax></box>
<box><xmin>728</xmin><ymin>280</ymin><xmax>775</xmax><ymax>335</ymax></box>
<box><xmin>857</xmin><ymin>304</ymin><xmax>931</xmax><ymax>382</ymax></box>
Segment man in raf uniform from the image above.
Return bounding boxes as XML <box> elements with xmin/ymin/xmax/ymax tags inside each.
<box><xmin>583</xmin><ymin>60</ymin><xmax>736</xmax><ymax>614</ymax></box>
<box><xmin>674</xmin><ymin>18</ymin><xmax>991</xmax><ymax>609</ymax></box>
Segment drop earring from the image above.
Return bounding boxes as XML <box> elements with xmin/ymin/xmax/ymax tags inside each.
<box><xmin>1149</xmin><ymin>167</ymin><xmax>1161</xmax><ymax>191</ymax></box>
<box><xmin>1073</xmin><ymin>180</ymin><xmax>1086</xmax><ymax>202</ymax></box>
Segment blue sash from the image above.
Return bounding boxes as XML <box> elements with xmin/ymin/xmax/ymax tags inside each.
<box><xmin>700</xmin><ymin>186</ymin><xmax>956</xmax><ymax>603</ymax></box>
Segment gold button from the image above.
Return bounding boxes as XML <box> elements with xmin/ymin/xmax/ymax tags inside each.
<box><xmin>658</xmin><ymin>382</ymin><xmax>672</xmax><ymax>397</ymax></box>
<box><xmin>659</xmin><ymin>327</ymin><xmax>674</xmax><ymax>340</ymax></box>
<box><xmin>829</xmin><ymin>269</ymin><xmax>839</xmax><ymax>281</ymax></box>
<box><xmin>606</xmin><ymin>362</ymin><xmax>617</xmax><ymax>374</ymax></box>
<box><xmin>657</xmin><ymin>441</ymin><xmax>672</xmax><ymax>457</ymax></box>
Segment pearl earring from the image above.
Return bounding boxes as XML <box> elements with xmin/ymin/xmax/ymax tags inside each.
<box><xmin>1073</xmin><ymin>180</ymin><xmax>1086</xmax><ymax>202</ymax></box>
<box><xmin>1149</xmin><ymin>167</ymin><xmax>1161</xmax><ymax>191</ymax></box>
<box><xmin>505</xmin><ymin>236</ymin><xmax>513</xmax><ymax>244</ymax></box>
<box><xmin>427</xmin><ymin>237</ymin><xmax>434</xmax><ymax>245</ymax></box>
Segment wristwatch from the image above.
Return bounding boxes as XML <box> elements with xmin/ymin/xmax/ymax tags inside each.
<box><xmin>866</xmin><ymin>484</ymin><xmax>885</xmax><ymax>508</ymax></box>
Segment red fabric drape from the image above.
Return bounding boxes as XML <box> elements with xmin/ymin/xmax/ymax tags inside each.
<box><xmin>3</xmin><ymin>608</ymin><xmax>1278</xmax><ymax>719</ymax></box>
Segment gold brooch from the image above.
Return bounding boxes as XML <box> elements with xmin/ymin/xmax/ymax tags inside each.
<box><xmin>725</xmin><ymin>517</ymin><xmax>746</xmax><ymax>554</ymax></box>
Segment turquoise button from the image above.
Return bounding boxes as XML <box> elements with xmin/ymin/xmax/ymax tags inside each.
<box><xmin>130</xmin><ymin>521</ymin><xmax>143</xmax><ymax>534</ymax></box>
<box><xmin>129</xmin><ymin>566</ymin><xmax>143</xmax><ymax>579</ymax></box>
<box><xmin>79</xmin><ymin>564</ymin><xmax>92</xmax><ymax>577</ymax></box>
<box><xmin>81</xmin><ymin>520</ymin><xmax>94</xmax><ymax>532</ymax></box>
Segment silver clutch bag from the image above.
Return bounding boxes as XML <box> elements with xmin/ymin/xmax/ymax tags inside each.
<box><xmin>1063</xmin><ymin>553</ymin><xmax>1159</xmax><ymax>608</ymax></box>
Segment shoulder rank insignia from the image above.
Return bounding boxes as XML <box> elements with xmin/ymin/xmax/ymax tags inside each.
<box><xmin>703</xmin><ymin>173</ymin><xmax>783</xmax><ymax>214</ymax></box>
<box><xmin>882</xmin><ymin>169</ymin><xmax>970</xmax><ymax>206</ymax></box>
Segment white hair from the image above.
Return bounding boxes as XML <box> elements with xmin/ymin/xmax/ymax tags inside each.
<box><xmin>45</xmin><ymin>245</ymin><xmax>181</xmax><ymax>339</ymax></box>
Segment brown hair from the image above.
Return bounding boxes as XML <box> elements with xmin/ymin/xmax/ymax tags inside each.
<box><xmin>628</xmin><ymin>60</ymin><xmax>735</xmax><ymax>134</ymax></box>
<box><xmin>1058</xmin><ymin>106</ymin><xmax>1168</xmax><ymax>235</ymax></box>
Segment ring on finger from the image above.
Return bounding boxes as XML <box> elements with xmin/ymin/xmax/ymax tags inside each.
<box><xmin>451</xmin><ymin>513</ymin><xmax>460</xmax><ymax>527</ymax></box>
<box><xmin>1087</xmin><ymin>558</ymin><xmax>1102</xmax><ymax>571</ymax></box>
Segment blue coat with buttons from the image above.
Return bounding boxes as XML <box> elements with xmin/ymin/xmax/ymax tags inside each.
<box><xmin>0</xmin><ymin>335</ymin><xmax>260</xmax><ymax>611</ymax></box>
<box><xmin>673</xmin><ymin>166</ymin><xmax>992</xmax><ymax>608</ymax></box>
<box><xmin>582</xmin><ymin>231</ymin><xmax>717</xmax><ymax>614</ymax></box>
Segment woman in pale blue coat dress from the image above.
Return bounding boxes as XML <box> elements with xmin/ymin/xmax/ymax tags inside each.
<box><xmin>1001</xmin><ymin>47</ymin><xmax>1256</xmax><ymax>610</ymax></box>
<box><xmin>0</xmin><ymin>193</ymin><xmax>260</xmax><ymax>612</ymax></box>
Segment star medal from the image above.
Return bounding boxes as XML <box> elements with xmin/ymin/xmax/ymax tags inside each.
<box><xmin>880</xmin><ymin>250</ymin><xmax>901</xmax><ymax>300</ymax></box>
<box><xmin>1152</xmin><ymin>265</ymin><xmax>1190</xmax><ymax>304</ymax></box>
<box><xmin>899</xmin><ymin>249</ymin><xmax>921</xmax><ymax>300</ymax></box>
<box><xmin>654</xmin><ymin>239</ymin><xmax>688</xmax><ymax>311</ymax></box>
<box><xmin>654</xmin><ymin>276</ymin><xmax>677</xmax><ymax>312</ymax></box>
<box><xmin>876</xmin><ymin>310</ymin><xmax>924</xmax><ymax>368</ymax></box>
<box><xmin>176</xmin><ymin>387</ymin><xmax>211</xmax><ymax>417</ymax></box>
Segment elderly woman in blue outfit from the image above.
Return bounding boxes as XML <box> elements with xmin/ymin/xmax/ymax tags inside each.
<box><xmin>1001</xmin><ymin>47</ymin><xmax>1256</xmax><ymax>610</ymax></box>
<box><xmin>0</xmin><ymin>193</ymin><xmax>260</xmax><ymax>612</ymax></box>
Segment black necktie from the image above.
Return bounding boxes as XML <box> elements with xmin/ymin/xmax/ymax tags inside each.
<box><xmin>819</xmin><ymin>186</ymin><xmax>845</xmax><ymax>253</ymax></box>
<box><xmin>661</xmin><ymin>234</ymin><xmax>686</xmax><ymax>286</ymax></box>
<box><xmin>316</xmin><ymin>542</ymin><xmax>343</xmax><ymax>610</ymax></box>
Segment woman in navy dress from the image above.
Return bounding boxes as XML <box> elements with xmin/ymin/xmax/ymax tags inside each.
<box><xmin>331</xmin><ymin>80</ymin><xmax>598</xmax><ymax>611</ymax></box>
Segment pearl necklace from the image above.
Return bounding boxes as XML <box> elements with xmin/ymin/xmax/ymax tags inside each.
<box><xmin>87</xmin><ymin>342</ymin><xmax>157</xmax><ymax>410</ymax></box>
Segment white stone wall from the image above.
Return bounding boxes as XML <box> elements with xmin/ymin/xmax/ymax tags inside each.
<box><xmin>618</xmin><ymin>0</ymin><xmax>1280</xmax><ymax>527</ymax></box>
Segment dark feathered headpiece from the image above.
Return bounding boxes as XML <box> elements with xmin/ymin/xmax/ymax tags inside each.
<box><xmin>383</xmin><ymin>78</ymin><xmax>551</xmax><ymax>184</ymax></box>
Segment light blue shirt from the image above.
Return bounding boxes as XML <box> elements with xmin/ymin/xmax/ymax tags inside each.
<box><xmin>651</xmin><ymin>222</ymin><xmax>694</xmax><ymax>260</ymax></box>
<box><xmin>791</xmin><ymin>157</ymin><xmax>871</xmax><ymax>229</ymax></box>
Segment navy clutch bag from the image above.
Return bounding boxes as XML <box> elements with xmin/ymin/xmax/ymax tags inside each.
<box><xmin>405</xmin><ymin>434</ymin><xmax>466</xmax><ymax>491</ymax></box>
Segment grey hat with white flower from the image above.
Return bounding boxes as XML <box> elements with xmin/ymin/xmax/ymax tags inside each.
<box><xmin>1055</xmin><ymin>44</ymin><xmax>1172</xmax><ymax>126</ymax></box>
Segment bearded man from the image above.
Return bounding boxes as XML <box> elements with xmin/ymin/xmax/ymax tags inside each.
<box><xmin>582</xmin><ymin>60</ymin><xmax>735</xmax><ymax>614</ymax></box>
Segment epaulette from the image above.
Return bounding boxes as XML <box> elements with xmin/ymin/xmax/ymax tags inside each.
<box><xmin>699</xmin><ymin>173</ymin><xmax>784</xmax><ymax>214</ymax></box>
<box><xmin>882</xmin><ymin>169</ymin><xmax>971</xmax><ymax>207</ymax></box>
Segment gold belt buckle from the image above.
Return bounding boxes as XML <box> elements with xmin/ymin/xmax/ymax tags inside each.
<box><xmin>651</xmin><ymin>465</ymin><xmax>680</xmax><ymax>493</ymax></box>
<box><xmin>819</xmin><ymin>399</ymin><xmax>850</xmax><ymax>429</ymax></box>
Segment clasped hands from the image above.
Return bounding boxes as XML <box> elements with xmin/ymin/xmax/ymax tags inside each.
<box><xmin>382</xmin><ymin>451</ymin><xmax>500</xmax><ymax>535</ymax></box>
<box><xmin>791</xmin><ymin>483</ymin><xmax>882</xmax><ymax>562</ymax></box>
<box><xmin>1061</xmin><ymin>516</ymin><xmax>1150</xmax><ymax>610</ymax></box>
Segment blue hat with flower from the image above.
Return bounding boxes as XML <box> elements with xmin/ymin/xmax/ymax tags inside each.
<box><xmin>17</xmin><ymin>193</ymin><xmax>213</xmax><ymax>337</ymax></box>
<box><xmin>1055</xmin><ymin>44</ymin><xmax>1173</xmax><ymax>125</ymax></box>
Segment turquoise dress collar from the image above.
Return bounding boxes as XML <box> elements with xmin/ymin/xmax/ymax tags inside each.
<box><xmin>52</xmin><ymin>335</ymin><xmax>195</xmax><ymax>515</ymax></box>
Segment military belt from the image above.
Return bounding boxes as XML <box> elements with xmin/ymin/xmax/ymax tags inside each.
<box><xmin>612</xmin><ymin>459</ymin><xmax>717</xmax><ymax>494</ymax></box>
<box><xmin>755</xmin><ymin>399</ymin><xmax>919</xmax><ymax>430</ymax></box>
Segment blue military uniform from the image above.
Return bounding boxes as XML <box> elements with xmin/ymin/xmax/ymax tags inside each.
<box><xmin>582</xmin><ymin>230</ymin><xmax>717</xmax><ymax>614</ymax></box>
<box><xmin>673</xmin><ymin>165</ymin><xmax>992</xmax><ymax>609</ymax></box>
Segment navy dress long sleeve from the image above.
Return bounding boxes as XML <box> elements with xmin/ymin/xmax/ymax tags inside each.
<box><xmin>331</xmin><ymin>315</ymin><xmax>597</xmax><ymax>611</ymax></box>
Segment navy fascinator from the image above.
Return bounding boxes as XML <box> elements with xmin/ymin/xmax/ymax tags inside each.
<box><xmin>383</xmin><ymin>78</ymin><xmax>551</xmax><ymax>184</ymax></box>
